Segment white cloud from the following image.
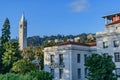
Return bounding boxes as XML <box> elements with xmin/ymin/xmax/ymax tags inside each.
<box><xmin>70</xmin><ymin>0</ymin><xmax>88</xmax><ymax>12</ymax></box>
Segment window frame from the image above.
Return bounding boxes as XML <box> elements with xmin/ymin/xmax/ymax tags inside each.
<box><xmin>77</xmin><ymin>54</ymin><xmax>80</xmax><ymax>63</ymax></box>
<box><xmin>103</xmin><ymin>41</ymin><xmax>108</xmax><ymax>48</ymax></box>
<box><xmin>85</xmin><ymin>68</ymin><xmax>88</xmax><ymax>78</ymax></box>
<box><xmin>113</xmin><ymin>40</ymin><xmax>119</xmax><ymax>47</ymax></box>
<box><xmin>114</xmin><ymin>52</ymin><xmax>120</xmax><ymax>62</ymax></box>
<box><xmin>50</xmin><ymin>55</ymin><xmax>55</xmax><ymax>64</ymax></box>
<box><xmin>84</xmin><ymin>54</ymin><xmax>87</xmax><ymax>64</ymax></box>
<box><xmin>59</xmin><ymin>69</ymin><xmax>63</xmax><ymax>79</ymax></box>
<box><xmin>51</xmin><ymin>69</ymin><xmax>54</xmax><ymax>78</ymax></box>
<box><xmin>59</xmin><ymin>54</ymin><xmax>63</xmax><ymax>65</ymax></box>
<box><xmin>116</xmin><ymin>68</ymin><xmax>120</xmax><ymax>77</ymax></box>
<box><xmin>78</xmin><ymin>68</ymin><xmax>81</xmax><ymax>79</ymax></box>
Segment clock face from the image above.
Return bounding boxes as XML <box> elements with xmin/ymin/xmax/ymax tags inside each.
<box><xmin>20</xmin><ymin>25</ymin><xmax>22</xmax><ymax>28</ymax></box>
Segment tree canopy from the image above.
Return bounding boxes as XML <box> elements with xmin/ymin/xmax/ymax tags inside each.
<box><xmin>11</xmin><ymin>59</ymin><xmax>37</xmax><ymax>74</ymax></box>
<box><xmin>0</xmin><ymin>18</ymin><xmax>11</xmax><ymax>73</ymax></box>
<box><xmin>85</xmin><ymin>54</ymin><xmax>117</xmax><ymax>80</ymax></box>
<box><xmin>1</xmin><ymin>18</ymin><xmax>10</xmax><ymax>46</ymax></box>
<box><xmin>2</xmin><ymin>41</ymin><xmax>21</xmax><ymax>73</ymax></box>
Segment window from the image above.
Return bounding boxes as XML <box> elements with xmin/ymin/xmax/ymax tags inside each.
<box><xmin>114</xmin><ymin>40</ymin><xmax>119</xmax><ymax>47</ymax></box>
<box><xmin>59</xmin><ymin>69</ymin><xmax>63</xmax><ymax>79</ymax></box>
<box><xmin>51</xmin><ymin>69</ymin><xmax>54</xmax><ymax>78</ymax></box>
<box><xmin>116</xmin><ymin>68</ymin><xmax>120</xmax><ymax>77</ymax></box>
<box><xmin>77</xmin><ymin>54</ymin><xmax>80</xmax><ymax>63</ymax></box>
<box><xmin>50</xmin><ymin>55</ymin><xmax>54</xmax><ymax>64</ymax></box>
<box><xmin>85</xmin><ymin>68</ymin><xmax>88</xmax><ymax>78</ymax></box>
<box><xmin>116</xmin><ymin>27</ymin><xmax>118</xmax><ymax>30</ymax></box>
<box><xmin>103</xmin><ymin>41</ymin><xmax>108</xmax><ymax>48</ymax></box>
<box><xmin>114</xmin><ymin>52</ymin><xmax>120</xmax><ymax>62</ymax></box>
<box><xmin>78</xmin><ymin>68</ymin><xmax>81</xmax><ymax>79</ymax></box>
<box><xmin>59</xmin><ymin>54</ymin><xmax>63</xmax><ymax>65</ymax></box>
<box><xmin>84</xmin><ymin>54</ymin><xmax>87</xmax><ymax>64</ymax></box>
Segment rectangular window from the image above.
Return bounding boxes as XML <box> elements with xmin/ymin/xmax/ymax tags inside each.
<box><xmin>59</xmin><ymin>69</ymin><xmax>63</xmax><ymax>79</ymax></box>
<box><xmin>85</xmin><ymin>68</ymin><xmax>88</xmax><ymax>78</ymax></box>
<box><xmin>59</xmin><ymin>54</ymin><xmax>63</xmax><ymax>65</ymax></box>
<box><xmin>114</xmin><ymin>40</ymin><xmax>119</xmax><ymax>47</ymax></box>
<box><xmin>51</xmin><ymin>69</ymin><xmax>54</xmax><ymax>78</ymax></box>
<box><xmin>116</xmin><ymin>68</ymin><xmax>120</xmax><ymax>77</ymax></box>
<box><xmin>84</xmin><ymin>54</ymin><xmax>87</xmax><ymax>64</ymax></box>
<box><xmin>50</xmin><ymin>55</ymin><xmax>54</xmax><ymax>64</ymax></box>
<box><xmin>78</xmin><ymin>68</ymin><xmax>81</xmax><ymax>79</ymax></box>
<box><xmin>103</xmin><ymin>41</ymin><xmax>108</xmax><ymax>48</ymax></box>
<box><xmin>77</xmin><ymin>54</ymin><xmax>80</xmax><ymax>63</ymax></box>
<box><xmin>114</xmin><ymin>52</ymin><xmax>120</xmax><ymax>62</ymax></box>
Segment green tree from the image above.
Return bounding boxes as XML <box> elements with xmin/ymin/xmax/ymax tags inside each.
<box><xmin>1</xmin><ymin>18</ymin><xmax>10</xmax><ymax>47</ymax></box>
<box><xmin>85</xmin><ymin>54</ymin><xmax>117</xmax><ymax>80</ymax></box>
<box><xmin>22</xmin><ymin>47</ymin><xmax>34</xmax><ymax>61</ymax></box>
<box><xmin>22</xmin><ymin>46</ymin><xmax>44</xmax><ymax>70</ymax></box>
<box><xmin>11</xmin><ymin>59</ymin><xmax>37</xmax><ymax>74</ymax></box>
<box><xmin>28</xmin><ymin>70</ymin><xmax>52</xmax><ymax>80</ymax></box>
<box><xmin>2</xmin><ymin>41</ymin><xmax>21</xmax><ymax>73</ymax></box>
<box><xmin>0</xmin><ymin>71</ymin><xmax>52</xmax><ymax>80</ymax></box>
<box><xmin>0</xmin><ymin>18</ymin><xmax>11</xmax><ymax>73</ymax></box>
<box><xmin>34</xmin><ymin>46</ymin><xmax>44</xmax><ymax>70</ymax></box>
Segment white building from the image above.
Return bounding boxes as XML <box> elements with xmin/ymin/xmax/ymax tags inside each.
<box><xmin>19</xmin><ymin>13</ymin><xmax>27</xmax><ymax>50</ymax></box>
<box><xmin>44</xmin><ymin>42</ymin><xmax>96</xmax><ymax>80</ymax></box>
<box><xmin>96</xmin><ymin>13</ymin><xmax>120</xmax><ymax>79</ymax></box>
<box><xmin>44</xmin><ymin>13</ymin><xmax>120</xmax><ymax>80</ymax></box>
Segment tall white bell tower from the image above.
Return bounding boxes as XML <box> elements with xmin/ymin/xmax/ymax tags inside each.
<box><xmin>19</xmin><ymin>13</ymin><xmax>27</xmax><ymax>50</ymax></box>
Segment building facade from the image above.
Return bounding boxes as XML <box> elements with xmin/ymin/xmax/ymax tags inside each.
<box><xmin>44</xmin><ymin>42</ymin><xmax>96</xmax><ymax>80</ymax></box>
<box><xmin>96</xmin><ymin>13</ymin><xmax>120</xmax><ymax>80</ymax></box>
<box><xmin>44</xmin><ymin>13</ymin><xmax>120</xmax><ymax>80</ymax></box>
<box><xmin>19</xmin><ymin>14</ymin><xmax>27</xmax><ymax>50</ymax></box>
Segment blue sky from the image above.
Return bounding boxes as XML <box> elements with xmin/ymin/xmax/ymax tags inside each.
<box><xmin>0</xmin><ymin>0</ymin><xmax>120</xmax><ymax>38</ymax></box>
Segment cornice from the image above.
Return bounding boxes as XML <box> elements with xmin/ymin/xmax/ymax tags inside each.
<box><xmin>96</xmin><ymin>31</ymin><xmax>120</xmax><ymax>38</ymax></box>
<box><xmin>44</xmin><ymin>46</ymin><xmax>96</xmax><ymax>52</ymax></box>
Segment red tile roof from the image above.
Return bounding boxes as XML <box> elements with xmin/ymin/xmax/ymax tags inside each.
<box><xmin>57</xmin><ymin>42</ymin><xmax>96</xmax><ymax>47</ymax></box>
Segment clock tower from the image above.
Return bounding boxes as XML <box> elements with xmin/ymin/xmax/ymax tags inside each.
<box><xmin>19</xmin><ymin>13</ymin><xmax>27</xmax><ymax>50</ymax></box>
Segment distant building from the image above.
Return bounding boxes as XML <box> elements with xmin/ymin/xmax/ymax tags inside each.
<box><xmin>87</xmin><ymin>34</ymin><xmax>94</xmax><ymax>40</ymax></box>
<box><xmin>48</xmin><ymin>40</ymin><xmax>54</xmax><ymax>43</ymax></box>
<box><xmin>74</xmin><ymin>37</ymin><xmax>80</xmax><ymax>42</ymax></box>
<box><xmin>67</xmin><ymin>39</ymin><xmax>74</xmax><ymax>42</ymax></box>
<box><xmin>44</xmin><ymin>13</ymin><xmax>120</xmax><ymax>80</ymax></box>
<box><xmin>54</xmin><ymin>39</ymin><xmax>63</xmax><ymax>43</ymax></box>
<box><xmin>19</xmin><ymin>14</ymin><xmax>27</xmax><ymax>50</ymax></box>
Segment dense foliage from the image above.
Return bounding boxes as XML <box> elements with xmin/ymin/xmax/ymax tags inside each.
<box><xmin>27</xmin><ymin>33</ymin><xmax>96</xmax><ymax>47</ymax></box>
<box><xmin>1</xmin><ymin>18</ymin><xmax>10</xmax><ymax>46</ymax></box>
<box><xmin>0</xmin><ymin>71</ymin><xmax>52</xmax><ymax>80</ymax></box>
<box><xmin>21</xmin><ymin>46</ymin><xmax>44</xmax><ymax>70</ymax></box>
<box><xmin>0</xmin><ymin>18</ymin><xmax>11</xmax><ymax>73</ymax></box>
<box><xmin>2</xmin><ymin>41</ymin><xmax>21</xmax><ymax>73</ymax></box>
<box><xmin>11</xmin><ymin>59</ymin><xmax>37</xmax><ymax>74</ymax></box>
<box><xmin>85</xmin><ymin>54</ymin><xmax>117</xmax><ymax>80</ymax></box>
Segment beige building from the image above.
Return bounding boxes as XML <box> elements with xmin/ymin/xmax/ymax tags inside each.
<box><xmin>19</xmin><ymin>14</ymin><xmax>27</xmax><ymax>50</ymax></box>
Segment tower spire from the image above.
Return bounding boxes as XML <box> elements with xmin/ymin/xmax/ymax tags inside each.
<box><xmin>21</xmin><ymin>13</ymin><xmax>25</xmax><ymax>21</ymax></box>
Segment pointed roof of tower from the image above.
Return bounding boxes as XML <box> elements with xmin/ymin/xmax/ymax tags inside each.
<box><xmin>21</xmin><ymin>13</ymin><xmax>25</xmax><ymax>21</ymax></box>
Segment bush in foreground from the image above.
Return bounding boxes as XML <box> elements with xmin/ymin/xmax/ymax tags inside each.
<box><xmin>0</xmin><ymin>70</ymin><xmax>52</xmax><ymax>80</ymax></box>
